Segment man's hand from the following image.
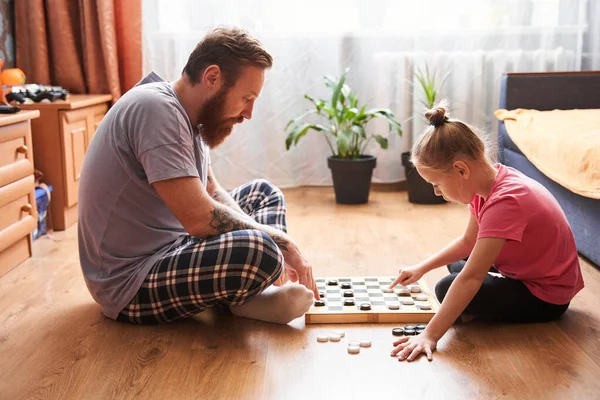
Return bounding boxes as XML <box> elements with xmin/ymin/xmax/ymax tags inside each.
<box><xmin>389</xmin><ymin>264</ymin><xmax>425</xmax><ymax>288</ymax></box>
<box><xmin>391</xmin><ymin>333</ymin><xmax>437</xmax><ymax>362</ymax></box>
<box><xmin>270</xmin><ymin>234</ymin><xmax>319</xmax><ymax>300</ymax></box>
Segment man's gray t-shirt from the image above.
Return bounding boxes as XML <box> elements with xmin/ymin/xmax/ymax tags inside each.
<box><xmin>78</xmin><ymin>72</ymin><xmax>210</xmax><ymax>319</ymax></box>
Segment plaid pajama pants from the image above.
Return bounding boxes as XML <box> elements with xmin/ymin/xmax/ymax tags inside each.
<box><xmin>117</xmin><ymin>179</ymin><xmax>286</xmax><ymax>324</ymax></box>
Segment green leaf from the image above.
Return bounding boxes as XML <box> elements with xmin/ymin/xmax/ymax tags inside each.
<box><xmin>294</xmin><ymin>125</ymin><xmax>312</xmax><ymax>146</ymax></box>
<box><xmin>285</xmin><ymin>123</ymin><xmax>325</xmax><ymax>150</ymax></box>
<box><xmin>331</xmin><ymin>70</ymin><xmax>348</xmax><ymax>120</ymax></box>
<box><xmin>351</xmin><ymin>124</ymin><xmax>366</xmax><ymax>139</ymax></box>
<box><xmin>285</xmin><ymin>109</ymin><xmax>319</xmax><ymax>130</ymax></box>
<box><xmin>285</xmin><ymin>122</ymin><xmax>309</xmax><ymax>150</ymax></box>
<box><xmin>361</xmin><ymin>108</ymin><xmax>403</xmax><ymax>136</ymax></box>
<box><xmin>324</xmin><ymin>75</ymin><xmax>337</xmax><ymax>90</ymax></box>
<box><xmin>389</xmin><ymin>119</ymin><xmax>403</xmax><ymax>136</ymax></box>
<box><xmin>355</xmin><ymin>105</ymin><xmax>367</xmax><ymax>120</ymax></box>
<box><xmin>322</xmin><ymin>105</ymin><xmax>336</xmax><ymax>119</ymax></box>
<box><xmin>414</xmin><ymin>64</ymin><xmax>450</xmax><ymax>109</ymax></box>
<box><xmin>374</xmin><ymin>135</ymin><xmax>388</xmax><ymax>149</ymax></box>
<box><xmin>345</xmin><ymin>107</ymin><xmax>358</xmax><ymax>121</ymax></box>
<box><xmin>365</xmin><ymin>107</ymin><xmax>392</xmax><ymax>117</ymax></box>
<box><xmin>341</xmin><ymin>106</ymin><xmax>358</xmax><ymax>122</ymax></box>
<box><xmin>348</xmin><ymin>92</ymin><xmax>358</xmax><ymax>108</ymax></box>
<box><xmin>285</xmin><ymin>130</ymin><xmax>296</xmax><ymax>150</ymax></box>
<box><xmin>336</xmin><ymin>128</ymin><xmax>352</xmax><ymax>157</ymax></box>
<box><xmin>304</xmin><ymin>94</ymin><xmax>325</xmax><ymax>111</ymax></box>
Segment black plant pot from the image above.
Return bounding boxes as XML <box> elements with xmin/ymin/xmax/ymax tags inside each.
<box><xmin>401</xmin><ymin>151</ymin><xmax>446</xmax><ymax>205</ymax></box>
<box><xmin>327</xmin><ymin>155</ymin><xmax>376</xmax><ymax>204</ymax></box>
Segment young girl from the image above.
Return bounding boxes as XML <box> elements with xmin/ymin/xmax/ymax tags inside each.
<box><xmin>390</xmin><ymin>103</ymin><xmax>584</xmax><ymax>362</ymax></box>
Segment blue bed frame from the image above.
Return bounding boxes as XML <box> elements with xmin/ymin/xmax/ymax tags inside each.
<box><xmin>498</xmin><ymin>72</ymin><xmax>600</xmax><ymax>267</ymax></box>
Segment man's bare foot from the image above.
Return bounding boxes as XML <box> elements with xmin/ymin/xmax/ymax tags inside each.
<box><xmin>229</xmin><ymin>284</ymin><xmax>314</xmax><ymax>324</ymax></box>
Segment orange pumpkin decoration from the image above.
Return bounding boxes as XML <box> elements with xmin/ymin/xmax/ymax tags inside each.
<box><xmin>1</xmin><ymin>68</ymin><xmax>27</xmax><ymax>86</ymax></box>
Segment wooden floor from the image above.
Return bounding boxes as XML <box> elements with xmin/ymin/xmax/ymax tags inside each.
<box><xmin>1</xmin><ymin>187</ymin><xmax>600</xmax><ymax>400</ymax></box>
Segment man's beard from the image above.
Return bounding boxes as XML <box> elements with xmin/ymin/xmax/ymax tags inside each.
<box><xmin>197</xmin><ymin>87</ymin><xmax>243</xmax><ymax>148</ymax></box>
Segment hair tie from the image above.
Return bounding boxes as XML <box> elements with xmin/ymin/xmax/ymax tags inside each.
<box><xmin>430</xmin><ymin>116</ymin><xmax>448</xmax><ymax>128</ymax></box>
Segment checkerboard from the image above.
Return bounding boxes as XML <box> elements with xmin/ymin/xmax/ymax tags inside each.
<box><xmin>304</xmin><ymin>276</ymin><xmax>439</xmax><ymax>324</ymax></box>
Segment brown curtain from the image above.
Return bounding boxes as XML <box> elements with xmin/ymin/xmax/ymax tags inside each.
<box><xmin>15</xmin><ymin>0</ymin><xmax>142</xmax><ymax>101</ymax></box>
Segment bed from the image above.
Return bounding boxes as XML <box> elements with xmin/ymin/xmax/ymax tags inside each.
<box><xmin>497</xmin><ymin>72</ymin><xmax>600</xmax><ymax>267</ymax></box>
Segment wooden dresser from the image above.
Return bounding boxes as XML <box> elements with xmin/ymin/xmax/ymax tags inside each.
<box><xmin>19</xmin><ymin>94</ymin><xmax>112</xmax><ymax>230</ymax></box>
<box><xmin>0</xmin><ymin>110</ymin><xmax>40</xmax><ymax>277</ymax></box>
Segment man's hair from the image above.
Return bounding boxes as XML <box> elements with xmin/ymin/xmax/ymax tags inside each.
<box><xmin>182</xmin><ymin>27</ymin><xmax>273</xmax><ymax>88</ymax></box>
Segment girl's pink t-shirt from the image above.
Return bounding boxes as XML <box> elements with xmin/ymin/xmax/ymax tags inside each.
<box><xmin>469</xmin><ymin>164</ymin><xmax>584</xmax><ymax>305</ymax></box>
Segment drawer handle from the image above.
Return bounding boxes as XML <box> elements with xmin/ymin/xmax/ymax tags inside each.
<box><xmin>21</xmin><ymin>204</ymin><xmax>33</xmax><ymax>213</ymax></box>
<box><xmin>16</xmin><ymin>145</ymin><xmax>28</xmax><ymax>154</ymax></box>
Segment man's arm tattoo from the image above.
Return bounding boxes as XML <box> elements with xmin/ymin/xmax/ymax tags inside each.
<box><xmin>209</xmin><ymin>207</ymin><xmax>290</xmax><ymax>253</ymax></box>
<box><xmin>209</xmin><ymin>207</ymin><xmax>254</xmax><ymax>235</ymax></box>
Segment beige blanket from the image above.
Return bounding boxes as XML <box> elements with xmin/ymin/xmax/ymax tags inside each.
<box><xmin>495</xmin><ymin>108</ymin><xmax>600</xmax><ymax>199</ymax></box>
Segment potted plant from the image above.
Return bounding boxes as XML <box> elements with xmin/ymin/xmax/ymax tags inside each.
<box><xmin>402</xmin><ymin>64</ymin><xmax>449</xmax><ymax>204</ymax></box>
<box><xmin>285</xmin><ymin>69</ymin><xmax>402</xmax><ymax>204</ymax></box>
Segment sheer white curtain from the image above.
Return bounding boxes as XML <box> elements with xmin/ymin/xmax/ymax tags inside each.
<box><xmin>142</xmin><ymin>0</ymin><xmax>598</xmax><ymax>189</ymax></box>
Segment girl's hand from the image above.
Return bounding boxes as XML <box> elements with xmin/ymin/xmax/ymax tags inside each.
<box><xmin>389</xmin><ymin>265</ymin><xmax>425</xmax><ymax>288</ymax></box>
<box><xmin>391</xmin><ymin>333</ymin><xmax>437</xmax><ymax>361</ymax></box>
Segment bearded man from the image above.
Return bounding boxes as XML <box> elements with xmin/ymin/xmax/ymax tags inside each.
<box><xmin>78</xmin><ymin>27</ymin><xmax>318</xmax><ymax>325</ymax></box>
